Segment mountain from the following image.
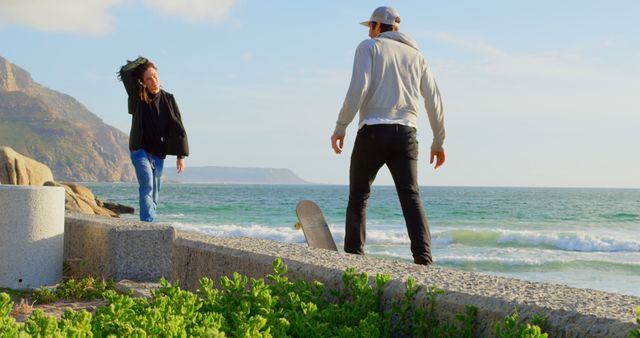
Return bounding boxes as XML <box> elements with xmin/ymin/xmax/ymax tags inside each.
<box><xmin>163</xmin><ymin>166</ymin><xmax>311</xmax><ymax>184</ymax></box>
<box><xmin>0</xmin><ymin>55</ymin><xmax>134</xmax><ymax>182</ymax></box>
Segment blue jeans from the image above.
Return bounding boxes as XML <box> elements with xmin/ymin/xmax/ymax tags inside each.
<box><xmin>130</xmin><ymin>149</ymin><xmax>164</xmax><ymax>222</ymax></box>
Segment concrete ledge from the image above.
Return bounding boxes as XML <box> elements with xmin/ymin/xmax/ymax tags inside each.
<box><xmin>0</xmin><ymin>185</ymin><xmax>65</xmax><ymax>289</ymax></box>
<box><xmin>173</xmin><ymin>231</ymin><xmax>639</xmax><ymax>337</ymax></box>
<box><xmin>63</xmin><ymin>214</ymin><xmax>639</xmax><ymax>337</ymax></box>
<box><xmin>64</xmin><ymin>213</ymin><xmax>174</xmax><ymax>281</ymax></box>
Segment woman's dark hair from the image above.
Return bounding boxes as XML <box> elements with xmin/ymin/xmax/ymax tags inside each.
<box><xmin>133</xmin><ymin>61</ymin><xmax>157</xmax><ymax>104</ymax></box>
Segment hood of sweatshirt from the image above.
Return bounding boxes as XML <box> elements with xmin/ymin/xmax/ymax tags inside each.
<box><xmin>377</xmin><ymin>31</ymin><xmax>420</xmax><ymax>51</ymax></box>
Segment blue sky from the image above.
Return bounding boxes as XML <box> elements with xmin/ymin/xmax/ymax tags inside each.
<box><xmin>1</xmin><ymin>1</ymin><xmax>638</xmax><ymax>187</ymax></box>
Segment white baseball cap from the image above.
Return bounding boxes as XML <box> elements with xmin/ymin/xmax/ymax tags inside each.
<box><xmin>360</xmin><ymin>6</ymin><xmax>401</xmax><ymax>27</ymax></box>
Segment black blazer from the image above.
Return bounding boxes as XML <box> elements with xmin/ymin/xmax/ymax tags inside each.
<box><xmin>119</xmin><ymin>58</ymin><xmax>189</xmax><ymax>157</ymax></box>
<box><xmin>128</xmin><ymin>90</ymin><xmax>189</xmax><ymax>157</ymax></box>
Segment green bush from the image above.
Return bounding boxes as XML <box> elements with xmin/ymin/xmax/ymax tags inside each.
<box><xmin>0</xmin><ymin>258</ymin><xmax>554</xmax><ymax>337</ymax></box>
<box><xmin>495</xmin><ymin>309</ymin><xmax>548</xmax><ymax>338</ymax></box>
<box><xmin>629</xmin><ymin>307</ymin><xmax>640</xmax><ymax>338</ymax></box>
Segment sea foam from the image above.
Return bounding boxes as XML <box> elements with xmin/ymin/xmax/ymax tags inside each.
<box><xmin>171</xmin><ymin>222</ymin><xmax>306</xmax><ymax>244</ymax></box>
<box><xmin>434</xmin><ymin>229</ymin><xmax>640</xmax><ymax>252</ymax></box>
<box><xmin>171</xmin><ymin>222</ymin><xmax>640</xmax><ymax>253</ymax></box>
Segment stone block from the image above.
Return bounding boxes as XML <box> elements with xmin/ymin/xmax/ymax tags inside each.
<box><xmin>64</xmin><ymin>213</ymin><xmax>174</xmax><ymax>281</ymax></box>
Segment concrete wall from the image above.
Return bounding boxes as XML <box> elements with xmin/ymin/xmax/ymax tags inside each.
<box><xmin>0</xmin><ymin>185</ymin><xmax>65</xmax><ymax>289</ymax></box>
<box><xmin>64</xmin><ymin>213</ymin><xmax>640</xmax><ymax>337</ymax></box>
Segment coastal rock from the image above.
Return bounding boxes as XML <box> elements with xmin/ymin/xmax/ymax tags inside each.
<box><xmin>100</xmin><ymin>200</ymin><xmax>135</xmax><ymax>214</ymax></box>
<box><xmin>0</xmin><ymin>146</ymin><xmax>53</xmax><ymax>185</ymax></box>
<box><xmin>63</xmin><ymin>182</ymin><xmax>96</xmax><ymax>201</ymax></box>
<box><xmin>115</xmin><ymin>280</ymin><xmax>160</xmax><ymax>299</ymax></box>
<box><xmin>44</xmin><ymin>181</ymin><xmax>118</xmax><ymax>217</ymax></box>
<box><xmin>0</xmin><ymin>146</ymin><xmax>132</xmax><ymax>218</ymax></box>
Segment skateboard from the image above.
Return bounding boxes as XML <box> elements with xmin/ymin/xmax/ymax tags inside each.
<box><xmin>295</xmin><ymin>200</ymin><xmax>338</xmax><ymax>251</ymax></box>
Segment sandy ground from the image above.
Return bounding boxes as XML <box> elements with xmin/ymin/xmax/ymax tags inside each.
<box><xmin>10</xmin><ymin>299</ymin><xmax>106</xmax><ymax>323</ymax></box>
<box><xmin>8</xmin><ymin>280</ymin><xmax>158</xmax><ymax>323</ymax></box>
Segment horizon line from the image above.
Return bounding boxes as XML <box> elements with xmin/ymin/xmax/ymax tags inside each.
<box><xmin>84</xmin><ymin>181</ymin><xmax>640</xmax><ymax>190</ymax></box>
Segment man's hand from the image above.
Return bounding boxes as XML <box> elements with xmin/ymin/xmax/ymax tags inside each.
<box><xmin>331</xmin><ymin>133</ymin><xmax>344</xmax><ymax>154</ymax></box>
<box><xmin>430</xmin><ymin>150</ymin><xmax>445</xmax><ymax>169</ymax></box>
<box><xmin>176</xmin><ymin>158</ymin><xmax>185</xmax><ymax>174</ymax></box>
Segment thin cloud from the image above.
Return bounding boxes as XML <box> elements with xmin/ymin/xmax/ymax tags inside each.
<box><xmin>419</xmin><ymin>31</ymin><xmax>639</xmax><ymax>120</ymax></box>
<box><xmin>429</xmin><ymin>31</ymin><xmax>508</xmax><ymax>59</ymax></box>
<box><xmin>424</xmin><ymin>31</ymin><xmax>593</xmax><ymax>80</ymax></box>
<box><xmin>144</xmin><ymin>0</ymin><xmax>236</xmax><ymax>22</ymax></box>
<box><xmin>0</xmin><ymin>0</ymin><xmax>125</xmax><ymax>35</ymax></box>
<box><xmin>241</xmin><ymin>52</ymin><xmax>253</xmax><ymax>62</ymax></box>
<box><xmin>0</xmin><ymin>0</ymin><xmax>235</xmax><ymax>35</ymax></box>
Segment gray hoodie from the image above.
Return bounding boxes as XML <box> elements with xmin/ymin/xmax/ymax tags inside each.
<box><xmin>334</xmin><ymin>31</ymin><xmax>445</xmax><ymax>151</ymax></box>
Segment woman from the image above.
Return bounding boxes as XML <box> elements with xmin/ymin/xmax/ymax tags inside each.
<box><xmin>119</xmin><ymin>57</ymin><xmax>189</xmax><ymax>222</ymax></box>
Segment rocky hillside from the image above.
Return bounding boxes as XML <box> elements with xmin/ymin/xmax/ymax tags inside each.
<box><xmin>0</xmin><ymin>55</ymin><xmax>134</xmax><ymax>182</ymax></box>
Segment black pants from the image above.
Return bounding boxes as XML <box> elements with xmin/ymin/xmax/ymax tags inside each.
<box><xmin>344</xmin><ymin>124</ymin><xmax>432</xmax><ymax>265</ymax></box>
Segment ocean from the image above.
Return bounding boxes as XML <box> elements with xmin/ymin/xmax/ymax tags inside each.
<box><xmin>86</xmin><ymin>183</ymin><xmax>640</xmax><ymax>297</ymax></box>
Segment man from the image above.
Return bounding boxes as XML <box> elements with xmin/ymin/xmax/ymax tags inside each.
<box><xmin>331</xmin><ymin>6</ymin><xmax>445</xmax><ymax>265</ymax></box>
